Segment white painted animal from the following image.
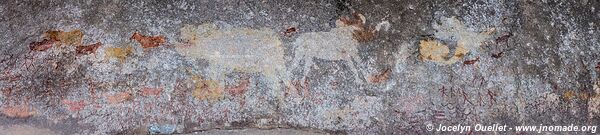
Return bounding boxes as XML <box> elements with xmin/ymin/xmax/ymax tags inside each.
<box><xmin>176</xmin><ymin>23</ymin><xmax>288</xmax><ymax>92</ymax></box>
<box><xmin>290</xmin><ymin>16</ymin><xmax>366</xmax><ymax>84</ymax></box>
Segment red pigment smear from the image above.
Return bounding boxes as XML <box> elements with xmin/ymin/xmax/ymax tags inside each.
<box><xmin>1</xmin><ymin>105</ymin><xmax>34</xmax><ymax>118</ymax></box>
<box><xmin>29</xmin><ymin>39</ymin><xmax>55</xmax><ymax>51</ymax></box>
<box><xmin>284</xmin><ymin>27</ymin><xmax>297</xmax><ymax>37</ymax></box>
<box><xmin>463</xmin><ymin>57</ymin><xmax>480</xmax><ymax>65</ymax></box>
<box><xmin>141</xmin><ymin>87</ymin><xmax>162</xmax><ymax>97</ymax></box>
<box><xmin>76</xmin><ymin>42</ymin><xmax>102</xmax><ymax>55</ymax></box>
<box><xmin>368</xmin><ymin>68</ymin><xmax>391</xmax><ymax>84</ymax></box>
<box><xmin>130</xmin><ymin>32</ymin><xmax>166</xmax><ymax>48</ymax></box>
<box><xmin>226</xmin><ymin>79</ymin><xmax>250</xmax><ymax>96</ymax></box>
<box><xmin>495</xmin><ymin>33</ymin><xmax>512</xmax><ymax>44</ymax></box>
<box><xmin>62</xmin><ymin>100</ymin><xmax>86</xmax><ymax>112</ymax></box>
<box><xmin>106</xmin><ymin>92</ymin><xmax>132</xmax><ymax>104</ymax></box>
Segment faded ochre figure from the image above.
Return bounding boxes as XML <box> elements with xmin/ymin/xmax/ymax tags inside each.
<box><xmin>191</xmin><ymin>75</ymin><xmax>224</xmax><ymax>101</ymax></box>
<box><xmin>105</xmin><ymin>46</ymin><xmax>134</xmax><ymax>63</ymax></box>
<box><xmin>44</xmin><ymin>30</ymin><xmax>84</xmax><ymax>46</ymax></box>
<box><xmin>176</xmin><ymin>23</ymin><xmax>288</xmax><ymax>96</ymax></box>
<box><xmin>419</xmin><ymin>16</ymin><xmax>494</xmax><ymax>65</ymax></box>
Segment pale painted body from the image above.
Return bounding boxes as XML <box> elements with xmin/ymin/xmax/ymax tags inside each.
<box><xmin>290</xmin><ymin>25</ymin><xmax>363</xmax><ymax>83</ymax></box>
<box><xmin>177</xmin><ymin>23</ymin><xmax>288</xmax><ymax>91</ymax></box>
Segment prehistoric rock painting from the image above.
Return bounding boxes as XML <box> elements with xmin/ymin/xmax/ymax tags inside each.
<box><xmin>44</xmin><ymin>30</ymin><xmax>84</xmax><ymax>46</ymax></box>
<box><xmin>191</xmin><ymin>75</ymin><xmax>224</xmax><ymax>101</ymax></box>
<box><xmin>176</xmin><ymin>23</ymin><xmax>288</xmax><ymax>91</ymax></box>
<box><xmin>2</xmin><ymin>1</ymin><xmax>598</xmax><ymax>134</ymax></box>
<box><xmin>419</xmin><ymin>16</ymin><xmax>493</xmax><ymax>65</ymax></box>
<box><xmin>105</xmin><ymin>46</ymin><xmax>134</xmax><ymax>63</ymax></box>
<box><xmin>290</xmin><ymin>14</ymin><xmax>366</xmax><ymax>84</ymax></box>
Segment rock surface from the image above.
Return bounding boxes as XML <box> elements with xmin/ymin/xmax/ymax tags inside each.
<box><xmin>0</xmin><ymin>0</ymin><xmax>599</xmax><ymax>134</ymax></box>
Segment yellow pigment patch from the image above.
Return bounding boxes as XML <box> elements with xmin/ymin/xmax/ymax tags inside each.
<box><xmin>563</xmin><ymin>90</ymin><xmax>577</xmax><ymax>100</ymax></box>
<box><xmin>419</xmin><ymin>39</ymin><xmax>450</xmax><ymax>63</ymax></box>
<box><xmin>191</xmin><ymin>76</ymin><xmax>224</xmax><ymax>101</ymax></box>
<box><xmin>419</xmin><ymin>16</ymin><xmax>493</xmax><ymax>65</ymax></box>
<box><xmin>44</xmin><ymin>30</ymin><xmax>84</xmax><ymax>46</ymax></box>
<box><xmin>105</xmin><ymin>46</ymin><xmax>133</xmax><ymax>63</ymax></box>
<box><xmin>561</xmin><ymin>90</ymin><xmax>592</xmax><ymax>101</ymax></box>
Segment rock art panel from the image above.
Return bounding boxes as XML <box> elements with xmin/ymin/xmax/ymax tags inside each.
<box><xmin>176</xmin><ymin>23</ymin><xmax>287</xmax><ymax>92</ymax></box>
<box><xmin>419</xmin><ymin>16</ymin><xmax>493</xmax><ymax>65</ymax></box>
<box><xmin>291</xmin><ymin>15</ymin><xmax>365</xmax><ymax>84</ymax></box>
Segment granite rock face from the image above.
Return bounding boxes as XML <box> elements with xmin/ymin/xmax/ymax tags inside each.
<box><xmin>0</xmin><ymin>0</ymin><xmax>599</xmax><ymax>134</ymax></box>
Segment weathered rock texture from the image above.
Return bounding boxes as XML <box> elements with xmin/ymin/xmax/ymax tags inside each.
<box><xmin>0</xmin><ymin>0</ymin><xmax>599</xmax><ymax>134</ymax></box>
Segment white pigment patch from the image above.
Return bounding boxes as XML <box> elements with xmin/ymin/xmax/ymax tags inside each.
<box><xmin>375</xmin><ymin>20</ymin><xmax>391</xmax><ymax>32</ymax></box>
<box><xmin>291</xmin><ymin>25</ymin><xmax>362</xmax><ymax>83</ymax></box>
<box><xmin>419</xmin><ymin>16</ymin><xmax>493</xmax><ymax>65</ymax></box>
<box><xmin>176</xmin><ymin>23</ymin><xmax>287</xmax><ymax>90</ymax></box>
<box><xmin>433</xmin><ymin>16</ymin><xmax>492</xmax><ymax>54</ymax></box>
